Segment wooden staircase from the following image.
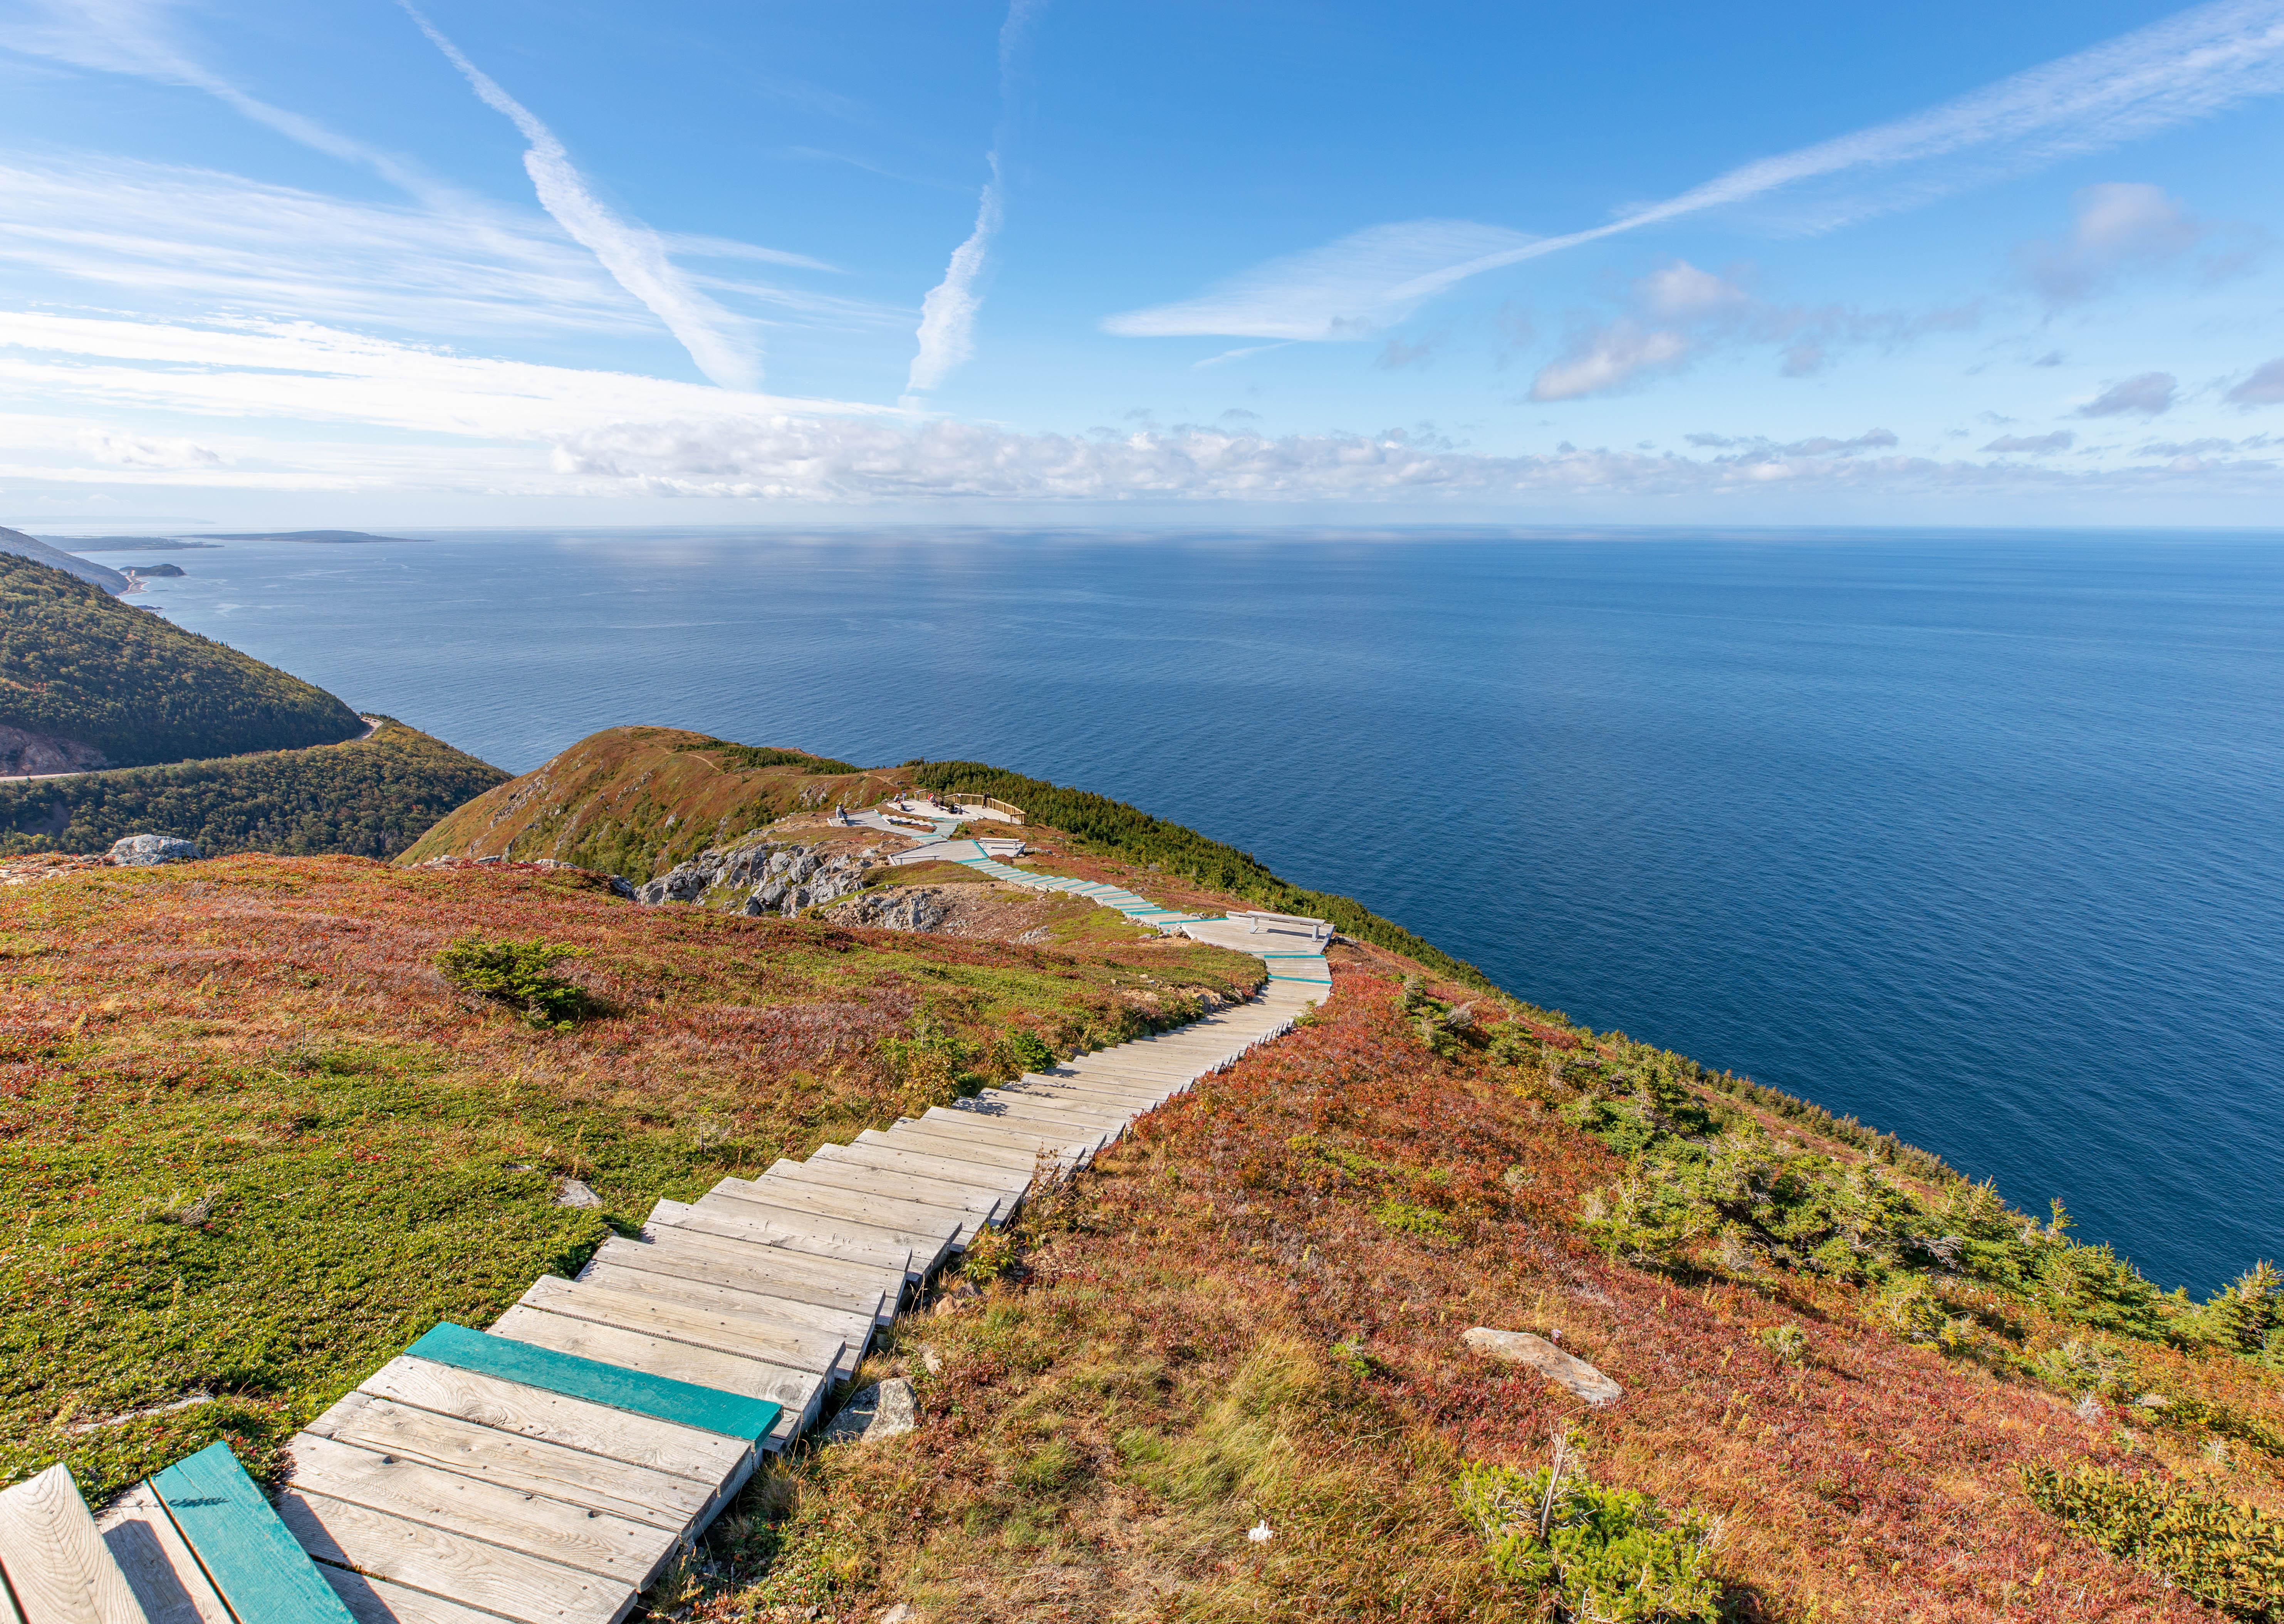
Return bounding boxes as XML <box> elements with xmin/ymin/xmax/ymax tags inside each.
<box><xmin>3</xmin><ymin>891</ymin><xmax>1333</xmax><ymax>1624</ymax></box>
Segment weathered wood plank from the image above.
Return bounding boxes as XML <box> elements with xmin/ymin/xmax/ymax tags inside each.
<box><xmin>404</xmin><ymin>1323</ymin><xmax>782</xmax><ymax>1445</ymax></box>
<box><xmin>723</xmin><ymin>1173</ymin><xmax>981</xmax><ymax>1247</ymax></box>
<box><xmin>0</xmin><ymin>1463</ymin><xmax>150</xmax><ymax>1624</ymax></box>
<box><xmin>517</xmin><ymin>1276</ymin><xmax>847</xmax><ymax>1380</ymax></box>
<box><xmin>280</xmin><ymin>1435</ymin><xmax>677</xmax><ymax>1589</ymax></box>
<box><xmin>599</xmin><ymin>1232</ymin><xmax>893</xmax><ymax>1326</ymax></box>
<box><xmin>646</xmin><ymin>1200</ymin><xmax>916</xmax><ymax>1283</ymax></box>
<box><xmin>575</xmin><ymin>1263</ymin><xmax>873</xmax><ymax>1378</ymax></box>
<box><xmin>276</xmin><ymin>1491</ymin><xmax>632</xmax><ymax>1624</ymax></box>
<box><xmin>317</xmin><ymin>1566</ymin><xmax>506</xmax><ymax>1624</ymax></box>
<box><xmin>877</xmin><ymin>1120</ymin><xmax>1086</xmax><ymax>1170</ymax></box>
<box><xmin>148</xmin><ymin>1442</ymin><xmax>358</xmax><ymax>1624</ymax></box>
<box><xmin>358</xmin><ymin>1357</ymin><xmax>746</xmax><ymax>1489</ymax></box>
<box><xmin>692</xmin><ymin>1189</ymin><xmax>954</xmax><ymax>1277</ymax></box>
<box><xmin>768</xmin><ymin>1156</ymin><xmax>1005</xmax><ymax>1225</ymax></box>
<box><xmin>94</xmin><ymin>1485</ymin><xmax>232</xmax><ymax>1624</ymax></box>
<box><xmin>814</xmin><ymin>1141</ymin><xmax>1035</xmax><ymax>1203</ymax></box>
<box><xmin>858</xmin><ymin>1126</ymin><xmax>1061</xmax><ymax>1174</ymax></box>
<box><xmin>489</xmin><ymin>1308</ymin><xmax>813</xmax><ymax>1445</ymax></box>
<box><xmin>305</xmin><ymin>1391</ymin><xmax>712</xmax><ymax>1533</ymax></box>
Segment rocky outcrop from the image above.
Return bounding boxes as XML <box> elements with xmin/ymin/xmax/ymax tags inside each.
<box><xmin>0</xmin><ymin>723</ymin><xmax>107</xmax><ymax>777</ymax></box>
<box><xmin>634</xmin><ymin>838</ymin><xmax>879</xmax><ymax>917</ymax></box>
<box><xmin>108</xmin><ymin>834</ymin><xmax>201</xmax><ymax>866</ymax></box>
<box><xmin>819</xmin><ymin>1378</ymin><xmax>916</xmax><ymax>1444</ymax></box>
<box><xmin>834</xmin><ymin>886</ymin><xmax>956</xmax><ymax>933</ymax></box>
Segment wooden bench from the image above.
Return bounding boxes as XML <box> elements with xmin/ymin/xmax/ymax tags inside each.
<box><xmin>1227</xmin><ymin>910</ymin><xmax>1331</xmax><ymax>941</ymax></box>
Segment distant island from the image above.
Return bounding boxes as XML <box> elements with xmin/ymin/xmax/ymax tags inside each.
<box><xmin>195</xmin><ymin>529</ymin><xmax>426</xmax><ymax>544</ymax></box>
<box><xmin>121</xmin><ymin>563</ymin><xmax>186</xmax><ymax>579</ymax></box>
<box><xmin>42</xmin><ymin>536</ymin><xmax>222</xmax><ymax>552</ymax></box>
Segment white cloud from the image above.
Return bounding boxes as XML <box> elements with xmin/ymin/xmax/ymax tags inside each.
<box><xmin>2226</xmin><ymin>357</ymin><xmax>2284</xmax><ymax>404</ymax></box>
<box><xmin>1530</xmin><ymin>324</ymin><xmax>1692</xmax><ymax>401</ymax></box>
<box><xmin>1985</xmin><ymin>430</ymin><xmax>2078</xmax><ymax>452</ymax></box>
<box><xmin>2077</xmin><ymin>371</ymin><xmax>2178</xmax><ymax>416</ymax></box>
<box><xmin>2017</xmin><ymin>182</ymin><xmax>2203</xmax><ymax>302</ymax></box>
<box><xmin>0</xmin><ymin>154</ymin><xmax>893</xmax><ymax>344</ymax></box>
<box><xmin>905</xmin><ymin>166</ymin><xmax>1003</xmax><ymax>401</ymax></box>
<box><xmin>401</xmin><ymin>5</ymin><xmax>761</xmax><ymax>391</ymax></box>
<box><xmin>901</xmin><ymin>0</ymin><xmax>1048</xmax><ymax>400</ymax></box>
<box><xmin>1637</xmin><ymin>262</ymin><xmax>1751</xmax><ymax>320</ymax></box>
<box><xmin>1105</xmin><ymin>0</ymin><xmax>2284</xmax><ymax>339</ymax></box>
<box><xmin>0</xmin><ymin>312</ymin><xmax>888</xmax><ymax>441</ymax></box>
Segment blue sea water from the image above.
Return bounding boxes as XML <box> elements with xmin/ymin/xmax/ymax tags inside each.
<box><xmin>125</xmin><ymin>527</ymin><xmax>2284</xmax><ymax>1297</ymax></box>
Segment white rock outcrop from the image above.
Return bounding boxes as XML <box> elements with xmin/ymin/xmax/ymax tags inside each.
<box><xmin>107</xmin><ymin>834</ymin><xmax>201</xmax><ymax>866</ymax></box>
<box><xmin>634</xmin><ymin>838</ymin><xmax>878</xmax><ymax>916</ymax></box>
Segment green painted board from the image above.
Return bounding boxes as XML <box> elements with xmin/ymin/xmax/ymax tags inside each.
<box><xmin>406</xmin><ymin>1322</ymin><xmax>783</xmax><ymax>1443</ymax></box>
<box><xmin>151</xmin><ymin>1441</ymin><xmax>359</xmax><ymax>1624</ymax></box>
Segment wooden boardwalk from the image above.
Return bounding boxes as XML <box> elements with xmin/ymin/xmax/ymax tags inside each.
<box><xmin>1</xmin><ymin>860</ymin><xmax>1331</xmax><ymax>1624</ymax></box>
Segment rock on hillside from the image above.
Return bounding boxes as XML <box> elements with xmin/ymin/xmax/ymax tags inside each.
<box><xmin>399</xmin><ymin>726</ymin><xmax>904</xmax><ymax>880</ymax></box>
<box><xmin>635</xmin><ymin>835</ymin><xmax>879</xmax><ymax>916</ymax></box>
<box><xmin>0</xmin><ymin>527</ymin><xmax>128</xmax><ymax>594</ymax></box>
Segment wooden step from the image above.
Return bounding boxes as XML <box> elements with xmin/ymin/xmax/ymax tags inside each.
<box><xmin>575</xmin><ymin>1262</ymin><xmax>874</xmax><ymax>1378</ymax></box>
<box><xmin>764</xmin><ymin>1156</ymin><xmax>1005</xmax><ymax>1231</ymax></box>
<box><xmin>693</xmin><ymin>1188</ymin><xmax>955</xmax><ymax>1278</ymax></box>
<box><xmin>516</xmin><ymin>1276</ymin><xmax>849</xmax><ymax>1385</ymax></box>
<box><xmin>920</xmin><ymin>1106</ymin><xmax>1118</xmax><ymax>1157</ymax></box>
<box><xmin>732</xmin><ymin>1168</ymin><xmax>990</xmax><ymax>1247</ymax></box>
<box><xmin>148</xmin><ymin>1442</ymin><xmax>359</xmax><ymax>1624</ymax></box>
<box><xmin>808</xmin><ymin>1141</ymin><xmax>1036</xmax><ymax>1206</ymax></box>
<box><xmin>96</xmin><ymin>1483</ymin><xmax>232</xmax><ymax>1624</ymax></box>
<box><xmin>646</xmin><ymin>1199</ymin><xmax>916</xmax><ymax>1283</ymax></box>
<box><xmin>602</xmin><ymin>1231</ymin><xmax>894</xmax><ymax>1327</ymax></box>
<box><xmin>403</xmin><ymin>1323</ymin><xmax>786</xmax><ymax>1448</ymax></box>
<box><xmin>275</xmin><ymin>1491</ymin><xmax>632</xmax><ymax>1624</ymax></box>
<box><xmin>842</xmin><ymin>1133</ymin><xmax>1042</xmax><ymax>1188</ymax></box>
<box><xmin>944</xmin><ymin>1094</ymin><xmax>1132</xmax><ymax>1135</ymax></box>
<box><xmin>279</xmin><ymin>1434</ymin><xmax>678</xmax><ymax>1589</ymax></box>
<box><xmin>305</xmin><ymin>1389</ymin><xmax>713</xmax><ymax>1533</ymax></box>
<box><xmin>0</xmin><ymin>1462</ymin><xmax>151</xmax><ymax>1624</ymax></box>
<box><xmin>488</xmin><ymin>1309</ymin><xmax>816</xmax><ymax>1446</ymax></box>
<box><xmin>861</xmin><ymin>1124</ymin><xmax>1075</xmax><ymax>1174</ymax></box>
<box><xmin>358</xmin><ymin>1356</ymin><xmax>748</xmax><ymax>1498</ymax></box>
<box><xmin>894</xmin><ymin>1114</ymin><xmax>1100</xmax><ymax>1164</ymax></box>
<box><xmin>315</xmin><ymin>1565</ymin><xmax>505</xmax><ymax>1624</ymax></box>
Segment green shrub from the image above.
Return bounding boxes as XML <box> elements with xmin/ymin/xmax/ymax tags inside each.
<box><xmin>434</xmin><ymin>935</ymin><xmax>595</xmax><ymax>1028</ymax></box>
<box><xmin>1757</xmin><ymin>1324</ymin><xmax>1807</xmax><ymax>1364</ymax></box>
<box><xmin>1455</xmin><ymin>1446</ymin><xmax>1720</xmax><ymax>1622</ymax></box>
<box><xmin>1371</xmin><ymin>1200</ymin><xmax>1457</xmax><ymax>1241</ymax></box>
<box><xmin>1001</xmin><ymin>1027</ymin><xmax>1056</xmax><ymax>1073</ymax></box>
<box><xmin>2023</xmin><ymin>1463</ymin><xmax>2284</xmax><ymax>1621</ymax></box>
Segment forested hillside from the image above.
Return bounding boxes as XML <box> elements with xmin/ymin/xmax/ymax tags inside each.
<box><xmin>0</xmin><ymin>718</ymin><xmax>507</xmax><ymax>858</ymax></box>
<box><xmin>0</xmin><ymin>552</ymin><xmax>364</xmax><ymax>768</ymax></box>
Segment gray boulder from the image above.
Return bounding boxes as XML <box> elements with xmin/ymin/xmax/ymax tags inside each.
<box><xmin>108</xmin><ymin>834</ymin><xmax>201</xmax><ymax>866</ymax></box>
<box><xmin>820</xmin><ymin>1378</ymin><xmax>917</xmax><ymax>1444</ymax></box>
<box><xmin>839</xmin><ymin>887</ymin><xmax>955</xmax><ymax>933</ymax></box>
<box><xmin>633</xmin><ymin>837</ymin><xmax>878</xmax><ymax>916</ymax></box>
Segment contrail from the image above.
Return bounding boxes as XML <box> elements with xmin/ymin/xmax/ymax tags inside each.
<box><xmin>1391</xmin><ymin>0</ymin><xmax>2284</xmax><ymax>304</ymax></box>
<box><xmin>401</xmin><ymin>4</ymin><xmax>759</xmax><ymax>391</ymax></box>
<box><xmin>1109</xmin><ymin>0</ymin><xmax>2284</xmax><ymax>339</ymax></box>
<box><xmin>902</xmin><ymin>0</ymin><xmax>1045</xmax><ymax>404</ymax></box>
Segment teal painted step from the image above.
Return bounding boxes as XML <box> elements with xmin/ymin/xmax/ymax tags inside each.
<box><xmin>150</xmin><ymin>1442</ymin><xmax>359</xmax><ymax>1624</ymax></box>
<box><xmin>407</xmin><ymin>1322</ymin><xmax>782</xmax><ymax>1443</ymax></box>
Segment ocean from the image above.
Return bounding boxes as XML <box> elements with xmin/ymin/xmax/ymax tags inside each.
<box><xmin>123</xmin><ymin>526</ymin><xmax>2284</xmax><ymax>1297</ymax></box>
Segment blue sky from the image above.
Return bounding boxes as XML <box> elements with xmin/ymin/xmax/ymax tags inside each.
<box><xmin>2</xmin><ymin>0</ymin><xmax>2281</xmax><ymax>527</ymax></box>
